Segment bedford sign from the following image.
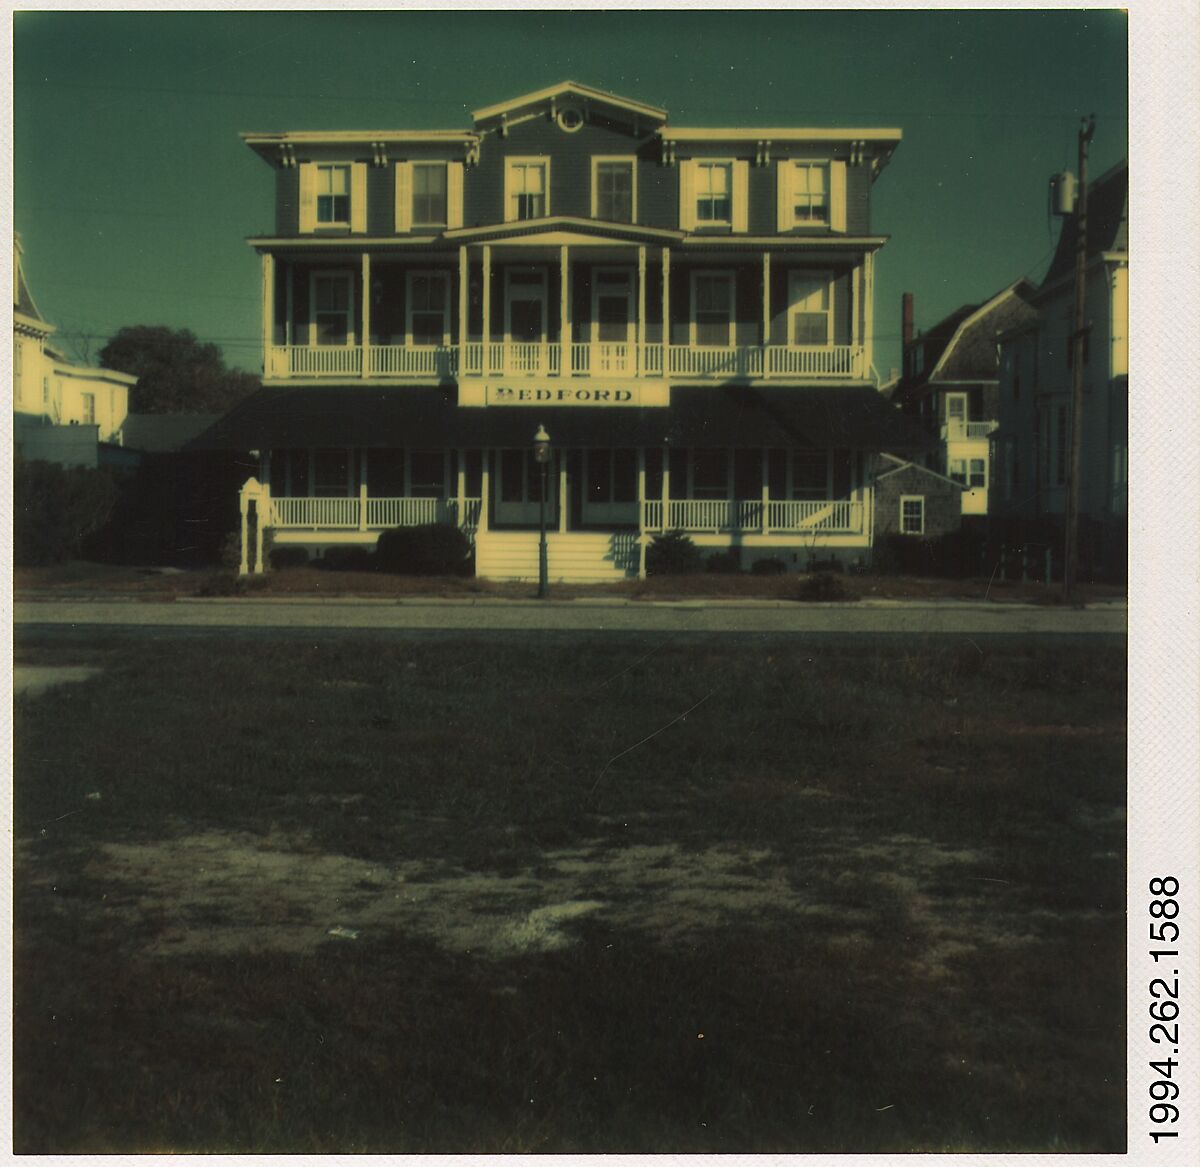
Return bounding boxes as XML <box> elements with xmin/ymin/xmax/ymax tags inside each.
<box><xmin>487</xmin><ymin>385</ymin><xmax>641</xmax><ymax>406</ymax></box>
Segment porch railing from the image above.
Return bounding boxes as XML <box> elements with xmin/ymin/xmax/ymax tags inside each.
<box><xmin>643</xmin><ymin>498</ymin><xmax>864</xmax><ymax>535</ymax></box>
<box><xmin>269</xmin><ymin>495</ymin><xmax>482</xmax><ymax>532</ymax></box>
<box><xmin>942</xmin><ymin>419</ymin><xmax>1000</xmax><ymax>441</ymax></box>
<box><xmin>268</xmin><ymin>342</ymin><xmax>865</xmax><ymax>382</ymax></box>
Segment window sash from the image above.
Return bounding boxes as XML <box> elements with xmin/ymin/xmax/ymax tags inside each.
<box><xmin>316</xmin><ymin>165</ymin><xmax>350</xmax><ymax>224</ymax></box>
<box><xmin>509</xmin><ymin>162</ymin><xmax>547</xmax><ymax>220</ymax></box>
<box><xmin>900</xmin><ymin>497</ymin><xmax>924</xmax><ymax>534</ymax></box>
<box><xmin>596</xmin><ymin>162</ymin><xmax>634</xmax><ymax>222</ymax></box>
<box><xmin>412</xmin><ymin>163</ymin><xmax>448</xmax><ymax>225</ymax></box>
<box><xmin>792</xmin><ymin>163</ymin><xmax>829</xmax><ymax>223</ymax></box>
<box><xmin>696</xmin><ymin>162</ymin><xmax>732</xmax><ymax>223</ymax></box>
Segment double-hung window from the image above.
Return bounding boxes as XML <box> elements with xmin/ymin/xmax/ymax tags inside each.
<box><xmin>777</xmin><ymin>158</ymin><xmax>846</xmax><ymax>232</ymax></box>
<box><xmin>695</xmin><ymin>161</ymin><xmax>732</xmax><ymax>225</ymax></box>
<box><xmin>900</xmin><ymin>496</ymin><xmax>925</xmax><ymax>535</ymax></box>
<box><xmin>968</xmin><ymin>458</ymin><xmax>987</xmax><ymax>488</ymax></box>
<box><xmin>412</xmin><ymin>163</ymin><xmax>448</xmax><ymax>226</ymax></box>
<box><xmin>506</xmin><ymin>158</ymin><xmax>549</xmax><ymax>221</ymax></box>
<box><xmin>406</xmin><ymin>272</ymin><xmax>449</xmax><ymax>346</ymax></box>
<box><xmin>592</xmin><ymin>158</ymin><xmax>635</xmax><ymax>223</ymax></box>
<box><xmin>692</xmin><ymin>272</ymin><xmax>734</xmax><ymax>347</ymax></box>
<box><xmin>312</xmin><ymin>272</ymin><xmax>354</xmax><ymax>345</ymax></box>
<box><xmin>791</xmin><ymin>163</ymin><xmax>829</xmax><ymax>224</ymax></box>
<box><xmin>788</xmin><ymin>272</ymin><xmax>832</xmax><ymax>346</ymax></box>
<box><xmin>316</xmin><ymin>164</ymin><xmax>351</xmax><ymax>226</ymax></box>
<box><xmin>81</xmin><ymin>392</ymin><xmax>96</xmax><ymax>426</ymax></box>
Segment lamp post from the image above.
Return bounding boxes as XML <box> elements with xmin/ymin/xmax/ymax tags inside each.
<box><xmin>533</xmin><ymin>425</ymin><xmax>551</xmax><ymax>598</ymax></box>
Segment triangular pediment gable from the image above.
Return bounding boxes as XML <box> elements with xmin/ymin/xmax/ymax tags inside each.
<box><xmin>472</xmin><ymin>81</ymin><xmax>668</xmax><ymax>132</ymax></box>
<box><xmin>444</xmin><ymin>216</ymin><xmax>683</xmax><ymax>246</ymax></box>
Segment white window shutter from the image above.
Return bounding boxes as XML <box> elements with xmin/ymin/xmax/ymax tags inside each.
<box><xmin>678</xmin><ymin>161</ymin><xmax>696</xmax><ymax>231</ymax></box>
<box><xmin>446</xmin><ymin>161</ymin><xmax>464</xmax><ymax>229</ymax></box>
<box><xmin>350</xmin><ymin>162</ymin><xmax>368</xmax><ymax>233</ymax></box>
<box><xmin>830</xmin><ymin>161</ymin><xmax>847</xmax><ymax>233</ymax></box>
<box><xmin>394</xmin><ymin>162</ymin><xmax>412</xmax><ymax>232</ymax></box>
<box><xmin>298</xmin><ymin>162</ymin><xmax>316</xmax><ymax>234</ymax></box>
<box><xmin>732</xmin><ymin>161</ymin><xmax>750</xmax><ymax>233</ymax></box>
<box><xmin>776</xmin><ymin>161</ymin><xmax>792</xmax><ymax>232</ymax></box>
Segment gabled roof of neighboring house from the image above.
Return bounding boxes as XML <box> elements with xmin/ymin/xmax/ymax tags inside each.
<box><xmin>121</xmin><ymin>413</ymin><xmax>223</xmax><ymax>453</ymax></box>
<box><xmin>894</xmin><ymin>278</ymin><xmax>1038</xmax><ymax>407</ymax></box>
<box><xmin>1040</xmin><ymin>160</ymin><xmax>1128</xmax><ymax>290</ymax></box>
<box><xmin>14</xmin><ymin>234</ymin><xmax>54</xmax><ymax>336</ymax></box>
<box><xmin>875</xmin><ymin>452</ymin><xmax>967</xmax><ymax>490</ymax></box>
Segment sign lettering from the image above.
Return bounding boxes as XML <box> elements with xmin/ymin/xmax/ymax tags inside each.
<box><xmin>487</xmin><ymin>385</ymin><xmax>641</xmax><ymax>406</ymax></box>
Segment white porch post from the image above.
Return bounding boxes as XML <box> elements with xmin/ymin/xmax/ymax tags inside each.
<box><xmin>560</xmin><ymin>245</ymin><xmax>571</xmax><ymax>378</ymax></box>
<box><xmin>558</xmin><ymin>451</ymin><xmax>568</xmax><ymax>533</ymax></box>
<box><xmin>762</xmin><ymin>251</ymin><xmax>771</xmax><ymax>370</ymax></box>
<box><xmin>482</xmin><ymin>245</ymin><xmax>492</xmax><ymax>378</ymax></box>
<box><xmin>761</xmin><ymin>446</ymin><xmax>770</xmax><ymax>533</ymax></box>
<box><xmin>863</xmin><ymin>250</ymin><xmax>875</xmax><ymax>377</ymax></box>
<box><xmin>851</xmin><ymin>261</ymin><xmax>860</xmax><ymax>347</ymax></box>
<box><xmin>479</xmin><ymin>449</ymin><xmax>490</xmax><ymax>533</ymax></box>
<box><xmin>238</xmin><ymin>484</ymin><xmax>251</xmax><ymax>576</ymax></box>
<box><xmin>661</xmin><ymin>247</ymin><xmax>671</xmax><ymax>376</ymax></box>
<box><xmin>458</xmin><ymin>246</ymin><xmax>468</xmax><ymax>370</ymax></box>
<box><xmin>261</xmin><ymin>252</ymin><xmax>274</xmax><ymax>378</ymax></box>
<box><xmin>661</xmin><ymin>443</ymin><xmax>671</xmax><ymax>530</ymax></box>
<box><xmin>254</xmin><ymin>492</ymin><xmax>266</xmax><ymax>575</ymax></box>
<box><xmin>361</xmin><ymin>251</ymin><xmax>371</xmax><ymax>379</ymax></box>
<box><xmin>637</xmin><ymin>245</ymin><xmax>646</xmax><ymax>377</ymax></box>
<box><xmin>456</xmin><ymin>448</ymin><xmax>466</xmax><ymax>527</ymax></box>
<box><xmin>285</xmin><ymin>263</ymin><xmax>294</xmax><ymax>348</ymax></box>
<box><xmin>359</xmin><ymin>481</ymin><xmax>368</xmax><ymax>532</ymax></box>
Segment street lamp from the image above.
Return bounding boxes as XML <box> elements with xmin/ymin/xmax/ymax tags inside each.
<box><xmin>533</xmin><ymin>425</ymin><xmax>551</xmax><ymax>598</ymax></box>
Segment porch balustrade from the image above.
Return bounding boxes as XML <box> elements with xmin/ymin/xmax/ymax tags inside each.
<box><xmin>642</xmin><ymin>498</ymin><xmax>864</xmax><ymax>535</ymax></box>
<box><xmin>267</xmin><ymin>342</ymin><xmax>865</xmax><ymax>382</ymax></box>
<box><xmin>269</xmin><ymin>495</ymin><xmax>482</xmax><ymax>532</ymax></box>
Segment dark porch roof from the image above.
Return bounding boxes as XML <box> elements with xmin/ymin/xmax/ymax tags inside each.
<box><xmin>187</xmin><ymin>385</ymin><xmax>934</xmax><ymax>454</ymax></box>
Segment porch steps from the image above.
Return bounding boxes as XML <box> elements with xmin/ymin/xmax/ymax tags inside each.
<box><xmin>475</xmin><ymin>531</ymin><xmax>639</xmax><ymax>583</ymax></box>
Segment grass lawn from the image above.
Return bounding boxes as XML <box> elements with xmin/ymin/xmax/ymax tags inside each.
<box><xmin>13</xmin><ymin>634</ymin><xmax>1127</xmax><ymax>1153</ymax></box>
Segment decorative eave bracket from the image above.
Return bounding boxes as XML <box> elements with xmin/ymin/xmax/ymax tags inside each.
<box><xmin>660</xmin><ymin>138</ymin><xmax>677</xmax><ymax>166</ymax></box>
<box><xmin>277</xmin><ymin>143</ymin><xmax>297</xmax><ymax>169</ymax></box>
<box><xmin>755</xmin><ymin>140</ymin><xmax>772</xmax><ymax>167</ymax></box>
<box><xmin>371</xmin><ymin>142</ymin><xmax>389</xmax><ymax>168</ymax></box>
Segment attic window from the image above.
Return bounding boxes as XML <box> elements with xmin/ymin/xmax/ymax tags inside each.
<box><xmin>557</xmin><ymin>105</ymin><xmax>584</xmax><ymax>133</ymax></box>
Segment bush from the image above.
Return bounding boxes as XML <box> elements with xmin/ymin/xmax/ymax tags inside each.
<box><xmin>646</xmin><ymin>530</ymin><xmax>703</xmax><ymax>576</ymax></box>
<box><xmin>14</xmin><ymin>458</ymin><xmax>119</xmax><ymax>566</ymax></box>
<box><xmin>705</xmin><ymin>550</ymin><xmax>741</xmax><ymax>574</ymax></box>
<box><xmin>316</xmin><ymin>546</ymin><xmax>375</xmax><ymax>573</ymax></box>
<box><xmin>269</xmin><ymin>546</ymin><xmax>310</xmax><ymax>570</ymax></box>
<box><xmin>795</xmin><ymin>572</ymin><xmax>856</xmax><ymax>603</ymax></box>
<box><xmin>751</xmin><ymin>557</ymin><xmax>787</xmax><ymax>576</ymax></box>
<box><xmin>375</xmin><ymin>523</ymin><xmax>471</xmax><ymax>576</ymax></box>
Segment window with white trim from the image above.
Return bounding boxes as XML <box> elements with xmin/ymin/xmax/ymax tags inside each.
<box><xmin>592</xmin><ymin>158</ymin><xmax>635</xmax><ymax>223</ymax></box>
<box><xmin>948</xmin><ymin>458</ymin><xmax>967</xmax><ymax>485</ymax></box>
<box><xmin>778</xmin><ymin>158</ymin><xmax>846</xmax><ymax>232</ymax></box>
<box><xmin>968</xmin><ymin>458</ymin><xmax>986</xmax><ymax>488</ymax></box>
<box><xmin>311</xmin><ymin>272</ymin><xmax>354</xmax><ymax>345</ymax></box>
<box><xmin>691</xmin><ymin>271</ymin><xmax>734</xmax><ymax>347</ymax></box>
<box><xmin>506</xmin><ymin>158</ymin><xmax>549</xmax><ymax>221</ymax></box>
<box><xmin>316</xmin><ymin>164</ymin><xmax>351</xmax><ymax>225</ymax></box>
<box><xmin>406</xmin><ymin>272</ymin><xmax>450</xmax><ymax>346</ymax></box>
<box><xmin>81</xmin><ymin>392</ymin><xmax>95</xmax><ymax>426</ymax></box>
<box><xmin>788</xmin><ymin>271</ymin><xmax>832</xmax><ymax>346</ymax></box>
<box><xmin>900</xmin><ymin>495</ymin><xmax>925</xmax><ymax>535</ymax></box>
<box><xmin>411</xmin><ymin>162</ymin><xmax>448</xmax><ymax>226</ymax></box>
<box><xmin>790</xmin><ymin>162</ymin><xmax>829</xmax><ymax>224</ymax></box>
<box><xmin>695</xmin><ymin>161</ymin><xmax>732</xmax><ymax>225</ymax></box>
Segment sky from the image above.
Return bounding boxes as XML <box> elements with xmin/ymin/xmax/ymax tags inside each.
<box><xmin>13</xmin><ymin>8</ymin><xmax>1128</xmax><ymax>380</ymax></box>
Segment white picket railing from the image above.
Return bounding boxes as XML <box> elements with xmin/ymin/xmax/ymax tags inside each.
<box><xmin>270</xmin><ymin>496</ymin><xmax>482</xmax><ymax>532</ymax></box>
<box><xmin>270</xmin><ymin>342</ymin><xmax>865</xmax><ymax>381</ymax></box>
<box><xmin>271</xmin><ymin>496</ymin><xmax>361</xmax><ymax>528</ymax></box>
<box><xmin>642</xmin><ymin>498</ymin><xmax>864</xmax><ymax>534</ymax></box>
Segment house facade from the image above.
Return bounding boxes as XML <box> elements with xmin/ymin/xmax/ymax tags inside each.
<box><xmin>199</xmin><ymin>82</ymin><xmax>928</xmax><ymax>578</ymax></box>
<box><xmin>893</xmin><ymin>281</ymin><xmax>1037</xmax><ymax>517</ymax></box>
<box><xmin>14</xmin><ymin>236</ymin><xmax>135</xmax><ymax>468</ymax></box>
<box><xmin>990</xmin><ymin>162</ymin><xmax>1127</xmax><ymax>565</ymax></box>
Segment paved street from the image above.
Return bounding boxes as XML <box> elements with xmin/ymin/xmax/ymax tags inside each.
<box><xmin>14</xmin><ymin>597</ymin><xmax>1126</xmax><ymax>636</ymax></box>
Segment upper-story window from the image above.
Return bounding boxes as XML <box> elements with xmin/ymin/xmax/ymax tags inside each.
<box><xmin>592</xmin><ymin>158</ymin><xmax>636</xmax><ymax>223</ymax></box>
<box><xmin>691</xmin><ymin>271</ymin><xmax>735</xmax><ymax>347</ymax></box>
<box><xmin>412</xmin><ymin>163</ymin><xmax>448</xmax><ymax>226</ymax></box>
<box><xmin>316</xmin><ymin>165</ymin><xmax>350</xmax><ymax>225</ymax></box>
<box><xmin>407</xmin><ymin>272</ymin><xmax>450</xmax><ymax>346</ymax></box>
<box><xmin>506</xmin><ymin>158</ymin><xmax>549</xmax><ymax>221</ymax></box>
<box><xmin>788</xmin><ymin>271</ymin><xmax>832</xmax><ymax>346</ymax></box>
<box><xmin>679</xmin><ymin>159</ymin><xmax>749</xmax><ymax>232</ymax></box>
<box><xmin>299</xmin><ymin>162</ymin><xmax>366</xmax><ymax>233</ymax></box>
<box><xmin>776</xmin><ymin>159</ymin><xmax>847</xmax><ymax>232</ymax></box>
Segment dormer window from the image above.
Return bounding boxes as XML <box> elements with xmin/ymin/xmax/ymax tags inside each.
<box><xmin>506</xmin><ymin>158</ymin><xmax>549</xmax><ymax>221</ymax></box>
<box><xmin>316</xmin><ymin>165</ymin><xmax>350</xmax><ymax>225</ymax></box>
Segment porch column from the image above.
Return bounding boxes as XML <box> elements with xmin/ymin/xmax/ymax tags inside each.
<box><xmin>482</xmin><ymin>245</ymin><xmax>492</xmax><ymax>378</ymax></box>
<box><xmin>479</xmin><ymin>449</ymin><xmax>490</xmax><ymax>533</ymax></box>
<box><xmin>458</xmin><ymin>246</ymin><xmax>469</xmax><ymax>372</ymax></box>
<box><xmin>359</xmin><ymin>481</ymin><xmax>368</xmax><ymax>532</ymax></box>
<box><xmin>851</xmin><ymin>261</ymin><xmax>860</xmax><ymax>347</ymax></box>
<box><xmin>762</xmin><ymin>251</ymin><xmax>771</xmax><ymax>369</ymax></box>
<box><xmin>254</xmin><ymin>486</ymin><xmax>266</xmax><ymax>575</ymax></box>
<box><xmin>760</xmin><ymin>447</ymin><xmax>770</xmax><ymax>533</ymax></box>
<box><xmin>361</xmin><ymin>251</ymin><xmax>371</xmax><ymax>379</ymax></box>
<box><xmin>637</xmin><ymin>446</ymin><xmax>647</xmax><ymax>576</ymax></box>
<box><xmin>863</xmin><ymin>250</ymin><xmax>875</xmax><ymax>376</ymax></box>
<box><xmin>285</xmin><ymin>263</ymin><xmax>294</xmax><ymax>347</ymax></box>
<box><xmin>637</xmin><ymin>245</ymin><xmax>646</xmax><ymax>377</ymax></box>
<box><xmin>558</xmin><ymin>451</ymin><xmax>568</xmax><ymax>533</ymax></box>
<box><xmin>261</xmin><ymin>252</ymin><xmax>274</xmax><ymax>378</ymax></box>
<box><xmin>239</xmin><ymin>485</ymin><xmax>251</xmax><ymax>576</ymax></box>
<box><xmin>661</xmin><ymin>247</ymin><xmax>671</xmax><ymax>377</ymax></box>
<box><xmin>560</xmin><ymin>245</ymin><xmax>571</xmax><ymax>378</ymax></box>
<box><xmin>456</xmin><ymin>448</ymin><xmax>466</xmax><ymax>527</ymax></box>
<box><xmin>661</xmin><ymin>442</ymin><xmax>671</xmax><ymax>530</ymax></box>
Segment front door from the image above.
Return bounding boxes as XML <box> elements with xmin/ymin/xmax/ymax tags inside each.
<box><xmin>505</xmin><ymin>269</ymin><xmax>548</xmax><ymax>374</ymax></box>
<box><xmin>494</xmin><ymin>448</ymin><xmax>558</xmax><ymax>527</ymax></box>
<box><xmin>591</xmin><ymin>269</ymin><xmax>634</xmax><ymax>374</ymax></box>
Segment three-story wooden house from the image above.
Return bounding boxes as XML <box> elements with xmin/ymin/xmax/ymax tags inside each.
<box><xmin>197</xmin><ymin>81</ymin><xmax>928</xmax><ymax>578</ymax></box>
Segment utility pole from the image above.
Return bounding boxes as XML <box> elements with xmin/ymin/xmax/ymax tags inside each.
<box><xmin>1062</xmin><ymin>114</ymin><xmax>1096</xmax><ymax>603</ymax></box>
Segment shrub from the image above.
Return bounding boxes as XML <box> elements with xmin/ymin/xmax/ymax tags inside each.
<box><xmin>751</xmin><ymin>557</ymin><xmax>787</xmax><ymax>576</ymax></box>
<box><xmin>317</xmin><ymin>546</ymin><xmax>375</xmax><ymax>573</ymax></box>
<box><xmin>705</xmin><ymin>550</ymin><xmax>741</xmax><ymax>574</ymax></box>
<box><xmin>269</xmin><ymin>546</ymin><xmax>310</xmax><ymax>570</ymax></box>
<box><xmin>795</xmin><ymin>572</ymin><xmax>856</xmax><ymax>603</ymax></box>
<box><xmin>14</xmin><ymin>458</ymin><xmax>119</xmax><ymax>566</ymax></box>
<box><xmin>646</xmin><ymin>530</ymin><xmax>703</xmax><ymax>576</ymax></box>
<box><xmin>375</xmin><ymin>523</ymin><xmax>472</xmax><ymax>576</ymax></box>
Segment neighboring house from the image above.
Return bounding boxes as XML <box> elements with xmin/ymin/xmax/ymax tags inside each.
<box><xmin>13</xmin><ymin>236</ymin><xmax>136</xmax><ymax>468</ymax></box>
<box><xmin>990</xmin><ymin>161</ymin><xmax>1127</xmax><ymax>570</ymax></box>
<box><xmin>192</xmin><ymin>80</ymin><xmax>931</xmax><ymax>578</ymax></box>
<box><xmin>872</xmin><ymin>454</ymin><xmax>965</xmax><ymax>541</ymax></box>
<box><xmin>892</xmin><ymin>280</ymin><xmax>1038</xmax><ymax>516</ymax></box>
